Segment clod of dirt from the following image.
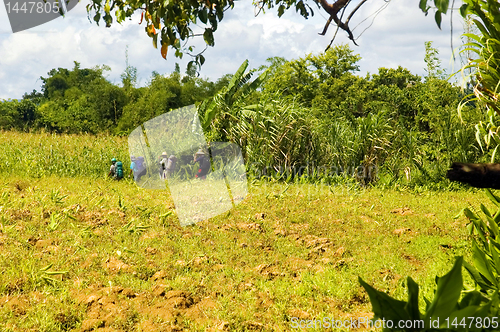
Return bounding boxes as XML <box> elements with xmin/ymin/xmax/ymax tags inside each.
<box><xmin>427</xmin><ymin>224</ymin><xmax>446</xmax><ymax>235</ymax></box>
<box><xmin>378</xmin><ymin>268</ymin><xmax>402</xmax><ymax>283</ymax></box>
<box><xmin>192</xmin><ymin>256</ymin><xmax>209</xmax><ymax>267</ymax></box>
<box><xmin>103</xmin><ymin>257</ymin><xmax>132</xmax><ymax>273</ymax></box>
<box><xmin>35</xmin><ymin>239</ymin><xmax>55</xmax><ymax>248</ymax></box>
<box><xmin>289</xmin><ymin>223</ymin><xmax>309</xmax><ymax>232</ymax></box>
<box><xmin>300</xmin><ymin>235</ymin><xmax>332</xmax><ymax>248</ymax></box>
<box><xmin>237</xmin><ymin>282</ymin><xmax>256</xmax><ymax>292</ymax></box>
<box><xmin>184</xmin><ymin>297</ymin><xmax>218</xmax><ymax>322</ymax></box>
<box><xmin>206</xmin><ymin>320</ymin><xmax>230</xmax><ymax>331</ymax></box>
<box><xmin>255</xmin><ymin>292</ymin><xmax>273</xmax><ymax>308</ymax></box>
<box><xmin>333</xmin><ymin>257</ymin><xmax>354</xmax><ymax>269</ymax></box>
<box><xmin>254</xmin><ymin>263</ymin><xmax>285</xmax><ymax>279</ymax></box>
<box><xmin>145</xmin><ymin>247</ymin><xmax>158</xmax><ymax>255</ymax></box>
<box><xmin>307</xmin><ymin>243</ymin><xmax>333</xmax><ymax>259</ymax></box>
<box><xmin>81</xmin><ymin>253</ymin><xmax>99</xmax><ymax>269</ymax></box>
<box><xmin>254</xmin><ymin>213</ymin><xmax>266</xmax><ymax>220</ymax></box>
<box><xmin>288</xmin><ymin>309</ymin><xmax>311</xmax><ymax>319</ymax></box>
<box><xmin>151</xmin><ymin>270</ymin><xmax>168</xmax><ymax>282</ymax></box>
<box><xmin>80</xmin><ymin>318</ymin><xmax>105</xmax><ymax>331</ymax></box>
<box><xmin>242</xmin><ymin>321</ymin><xmax>264</xmax><ymax>331</ymax></box>
<box><xmin>236</xmin><ymin>223</ymin><xmax>262</xmax><ymax>232</ymax></box>
<box><xmin>286</xmin><ymin>257</ymin><xmax>313</xmax><ymax>272</ymax></box>
<box><xmin>121</xmin><ymin>288</ymin><xmax>136</xmax><ymax>298</ymax></box>
<box><xmin>390</xmin><ymin>207</ymin><xmax>414</xmax><ymax>216</ymax></box>
<box><xmin>0</xmin><ymin>296</ymin><xmax>29</xmax><ymax>315</ymax></box>
<box><xmin>8</xmin><ymin>208</ymin><xmax>32</xmax><ymax>220</ymax></box>
<box><xmin>107</xmin><ymin>209</ymin><xmax>126</xmax><ymax>219</ymax></box>
<box><xmin>392</xmin><ymin>228</ymin><xmax>411</xmax><ymax>236</ymax></box>
<box><xmin>334</xmin><ymin>246</ymin><xmax>346</xmax><ymax>257</ymax></box>
<box><xmin>273</xmin><ymin>227</ymin><xmax>287</xmax><ymax>237</ymax></box>
<box><xmin>401</xmin><ymin>253</ymin><xmax>422</xmax><ymax>267</ymax></box>
<box><xmin>152</xmin><ymin>284</ymin><xmax>170</xmax><ymax>297</ymax></box>
<box><xmin>80</xmin><ymin>211</ymin><xmax>107</xmax><ymax>228</ymax></box>
<box><xmin>13</xmin><ymin>181</ymin><xmax>29</xmax><ymax>191</ymax></box>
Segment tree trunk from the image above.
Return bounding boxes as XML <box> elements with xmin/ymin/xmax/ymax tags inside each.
<box><xmin>447</xmin><ymin>162</ymin><xmax>500</xmax><ymax>189</ymax></box>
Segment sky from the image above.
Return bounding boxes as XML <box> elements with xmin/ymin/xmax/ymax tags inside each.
<box><xmin>0</xmin><ymin>0</ymin><xmax>467</xmax><ymax>100</ymax></box>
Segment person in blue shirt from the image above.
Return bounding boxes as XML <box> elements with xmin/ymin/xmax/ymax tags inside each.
<box><xmin>130</xmin><ymin>155</ymin><xmax>146</xmax><ymax>181</ymax></box>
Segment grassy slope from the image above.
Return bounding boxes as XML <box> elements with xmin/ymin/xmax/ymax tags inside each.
<box><xmin>0</xmin><ymin>174</ymin><xmax>485</xmax><ymax>331</ymax></box>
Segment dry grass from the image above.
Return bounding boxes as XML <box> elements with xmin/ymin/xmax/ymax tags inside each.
<box><xmin>0</xmin><ymin>174</ymin><xmax>483</xmax><ymax>331</ymax></box>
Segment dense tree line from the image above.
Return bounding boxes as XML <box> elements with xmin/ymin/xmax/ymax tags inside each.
<box><xmin>0</xmin><ymin>61</ymin><xmax>229</xmax><ymax>135</ymax></box>
<box><xmin>0</xmin><ymin>44</ymin><xmax>486</xmax><ymax>187</ymax></box>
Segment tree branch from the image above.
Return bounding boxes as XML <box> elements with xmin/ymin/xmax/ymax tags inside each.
<box><xmin>317</xmin><ymin>0</ymin><xmax>367</xmax><ymax>46</ymax></box>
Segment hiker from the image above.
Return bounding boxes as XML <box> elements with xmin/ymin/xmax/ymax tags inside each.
<box><xmin>193</xmin><ymin>149</ymin><xmax>211</xmax><ymax>180</ymax></box>
<box><xmin>108</xmin><ymin>158</ymin><xmax>124</xmax><ymax>180</ymax></box>
<box><xmin>165</xmin><ymin>155</ymin><xmax>177</xmax><ymax>178</ymax></box>
<box><xmin>159</xmin><ymin>152</ymin><xmax>169</xmax><ymax>179</ymax></box>
<box><xmin>130</xmin><ymin>155</ymin><xmax>146</xmax><ymax>182</ymax></box>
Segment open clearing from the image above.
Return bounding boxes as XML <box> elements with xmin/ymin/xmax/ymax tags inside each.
<box><xmin>0</xmin><ymin>176</ymin><xmax>483</xmax><ymax>331</ymax></box>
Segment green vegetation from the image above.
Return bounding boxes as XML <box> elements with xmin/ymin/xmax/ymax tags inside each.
<box><xmin>1</xmin><ymin>42</ymin><xmax>485</xmax><ymax>189</ymax></box>
<box><xmin>2</xmin><ymin>2</ymin><xmax>500</xmax><ymax>329</ymax></box>
<box><xmin>358</xmin><ymin>2</ymin><xmax>500</xmax><ymax>331</ymax></box>
<box><xmin>0</xmin><ymin>168</ymin><xmax>484</xmax><ymax>331</ymax></box>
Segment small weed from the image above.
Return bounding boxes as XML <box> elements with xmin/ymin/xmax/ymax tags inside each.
<box><xmin>122</xmin><ymin>219</ymin><xmax>151</xmax><ymax>235</ymax></box>
<box><xmin>49</xmin><ymin>189</ymin><xmax>68</xmax><ymax>204</ymax></box>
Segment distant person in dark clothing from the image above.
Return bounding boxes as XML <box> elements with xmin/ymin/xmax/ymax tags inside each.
<box><xmin>193</xmin><ymin>149</ymin><xmax>211</xmax><ymax>180</ymax></box>
<box><xmin>159</xmin><ymin>152</ymin><xmax>168</xmax><ymax>179</ymax></box>
<box><xmin>165</xmin><ymin>155</ymin><xmax>177</xmax><ymax>178</ymax></box>
<box><xmin>108</xmin><ymin>158</ymin><xmax>124</xmax><ymax>180</ymax></box>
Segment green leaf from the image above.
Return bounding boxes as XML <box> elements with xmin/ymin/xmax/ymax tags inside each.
<box><xmin>424</xmin><ymin>256</ymin><xmax>463</xmax><ymax>321</ymax></box>
<box><xmin>481</xmin><ymin>203</ymin><xmax>493</xmax><ymax>218</ymax></box>
<box><xmin>459</xmin><ymin>3</ymin><xmax>468</xmax><ymax>17</ymax></box>
<box><xmin>459</xmin><ymin>290</ymin><xmax>488</xmax><ymax>308</ymax></box>
<box><xmin>472</xmin><ymin>241</ymin><xmax>497</xmax><ymax>287</ymax></box>
<box><xmin>434</xmin><ymin>0</ymin><xmax>449</xmax><ymax>14</ymax></box>
<box><xmin>489</xmin><ymin>239</ymin><xmax>500</xmax><ymax>276</ymax></box>
<box><xmin>278</xmin><ymin>5</ymin><xmax>285</xmax><ymax>17</ymax></box>
<box><xmin>198</xmin><ymin>54</ymin><xmax>205</xmax><ymax>66</ymax></box>
<box><xmin>216</xmin><ymin>7</ymin><xmax>223</xmax><ymax>21</ymax></box>
<box><xmin>358</xmin><ymin>277</ymin><xmax>410</xmax><ymax>322</ymax></box>
<box><xmin>435</xmin><ymin>11</ymin><xmax>442</xmax><ymax>29</ymax></box>
<box><xmin>453</xmin><ymin>208</ymin><xmax>465</xmax><ymax>220</ymax></box>
<box><xmin>203</xmin><ymin>28</ymin><xmax>214</xmax><ymax>46</ymax></box>
<box><xmin>463</xmin><ymin>259</ymin><xmax>495</xmax><ymax>291</ymax></box>
<box><xmin>93</xmin><ymin>13</ymin><xmax>101</xmax><ymax>24</ymax></box>
<box><xmin>443</xmin><ymin>305</ymin><xmax>481</xmax><ymax>331</ymax></box>
<box><xmin>404</xmin><ymin>277</ymin><xmax>421</xmax><ymax>320</ymax></box>
<box><xmin>419</xmin><ymin>0</ymin><xmax>429</xmax><ymax>13</ymax></box>
<box><xmin>198</xmin><ymin>8</ymin><xmax>208</xmax><ymax>24</ymax></box>
<box><xmin>486</xmin><ymin>188</ymin><xmax>500</xmax><ymax>206</ymax></box>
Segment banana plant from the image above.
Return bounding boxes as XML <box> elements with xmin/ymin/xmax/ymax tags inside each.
<box><xmin>198</xmin><ymin>59</ymin><xmax>268</xmax><ymax>132</ymax></box>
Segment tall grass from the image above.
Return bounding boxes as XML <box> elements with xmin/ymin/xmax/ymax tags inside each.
<box><xmin>0</xmin><ymin>131</ymin><xmax>129</xmax><ymax>178</ymax></box>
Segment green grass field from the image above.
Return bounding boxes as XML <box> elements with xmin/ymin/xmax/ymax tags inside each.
<box><xmin>0</xmin><ymin>131</ymin><xmax>486</xmax><ymax>331</ymax></box>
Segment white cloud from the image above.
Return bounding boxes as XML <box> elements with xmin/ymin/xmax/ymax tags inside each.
<box><xmin>0</xmin><ymin>0</ymin><xmax>467</xmax><ymax>99</ymax></box>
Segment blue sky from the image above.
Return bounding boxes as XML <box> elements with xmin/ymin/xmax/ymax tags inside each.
<box><xmin>0</xmin><ymin>0</ymin><xmax>466</xmax><ymax>99</ymax></box>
